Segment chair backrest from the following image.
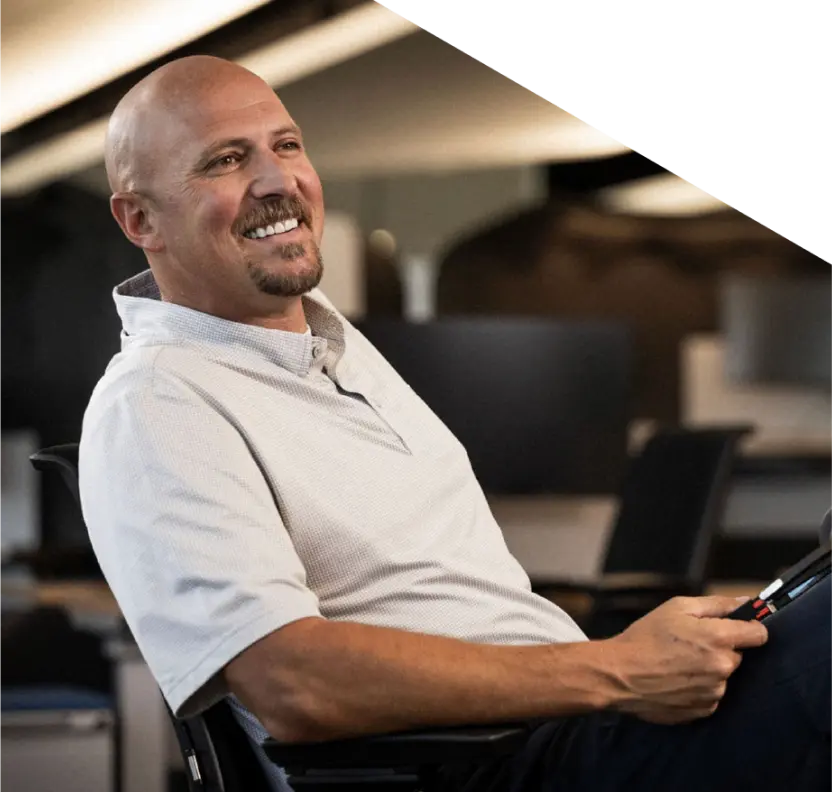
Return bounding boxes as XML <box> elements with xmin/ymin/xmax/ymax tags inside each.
<box><xmin>167</xmin><ymin>699</ymin><xmax>274</xmax><ymax>792</ymax></box>
<box><xmin>30</xmin><ymin>443</ymin><xmax>81</xmax><ymax>506</ymax></box>
<box><xmin>30</xmin><ymin>443</ymin><xmax>274</xmax><ymax>792</ymax></box>
<box><xmin>601</xmin><ymin>425</ymin><xmax>752</xmax><ymax>586</ymax></box>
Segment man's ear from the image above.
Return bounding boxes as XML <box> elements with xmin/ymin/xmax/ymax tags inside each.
<box><xmin>110</xmin><ymin>193</ymin><xmax>164</xmax><ymax>252</ymax></box>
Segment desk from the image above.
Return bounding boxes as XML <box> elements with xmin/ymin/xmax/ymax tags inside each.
<box><xmin>2</xmin><ymin>579</ymin><xmax>171</xmax><ymax>792</ymax></box>
<box><xmin>489</xmin><ymin>496</ymin><xmax>615</xmax><ymax>583</ymax></box>
<box><xmin>489</xmin><ymin>480</ymin><xmax>826</xmax><ymax>584</ymax></box>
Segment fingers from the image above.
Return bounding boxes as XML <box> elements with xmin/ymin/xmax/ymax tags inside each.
<box><xmin>704</xmin><ymin>650</ymin><xmax>742</xmax><ymax>680</ymax></box>
<box><xmin>681</xmin><ymin>595</ymin><xmax>754</xmax><ymax>619</ymax></box>
<box><xmin>714</xmin><ymin>618</ymin><xmax>768</xmax><ymax>650</ymax></box>
<box><xmin>643</xmin><ymin>681</ymin><xmax>728</xmax><ymax>723</ymax></box>
<box><xmin>674</xmin><ymin>595</ymin><xmax>769</xmax><ymax>649</ymax></box>
<box><xmin>638</xmin><ymin>699</ymin><xmax>722</xmax><ymax>725</ymax></box>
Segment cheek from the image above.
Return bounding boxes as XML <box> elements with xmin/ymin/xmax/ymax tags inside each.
<box><xmin>199</xmin><ymin>193</ymin><xmax>240</xmax><ymax>237</ymax></box>
<box><xmin>158</xmin><ymin>185</ymin><xmax>243</xmax><ymax>256</ymax></box>
<box><xmin>299</xmin><ymin>171</ymin><xmax>325</xmax><ymax>237</ymax></box>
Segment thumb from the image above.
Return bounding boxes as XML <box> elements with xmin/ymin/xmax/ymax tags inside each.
<box><xmin>682</xmin><ymin>595</ymin><xmax>750</xmax><ymax>619</ymax></box>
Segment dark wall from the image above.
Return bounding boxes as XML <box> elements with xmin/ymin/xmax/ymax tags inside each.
<box><xmin>437</xmin><ymin>200</ymin><xmax>830</xmax><ymax>422</ymax></box>
<box><xmin>365</xmin><ymin>247</ymin><xmax>403</xmax><ymax>317</ymax></box>
<box><xmin>2</xmin><ymin>182</ymin><xmax>146</xmax><ymax>550</ymax></box>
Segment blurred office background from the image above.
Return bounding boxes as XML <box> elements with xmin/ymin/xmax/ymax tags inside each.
<box><xmin>2</xmin><ymin>2</ymin><xmax>830</xmax><ymax>792</ymax></box>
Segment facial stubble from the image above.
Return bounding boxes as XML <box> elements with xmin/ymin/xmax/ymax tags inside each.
<box><xmin>246</xmin><ymin>240</ymin><xmax>324</xmax><ymax>298</ymax></box>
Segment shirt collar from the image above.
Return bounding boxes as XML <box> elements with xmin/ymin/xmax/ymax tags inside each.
<box><xmin>114</xmin><ymin>269</ymin><xmax>345</xmax><ymax>377</ymax></box>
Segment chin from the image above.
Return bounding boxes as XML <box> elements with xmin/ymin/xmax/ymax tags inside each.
<box><xmin>248</xmin><ymin>252</ymin><xmax>323</xmax><ymax>298</ymax></box>
<box><xmin>256</xmin><ymin>277</ymin><xmax>322</xmax><ymax>299</ymax></box>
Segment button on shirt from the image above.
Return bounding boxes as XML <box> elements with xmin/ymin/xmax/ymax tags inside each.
<box><xmin>79</xmin><ymin>270</ymin><xmax>586</xmax><ymax>789</ymax></box>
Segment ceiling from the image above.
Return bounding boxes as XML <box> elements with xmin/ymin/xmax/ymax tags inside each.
<box><xmin>0</xmin><ymin>0</ymin><xmax>371</xmax><ymax>161</ymax></box>
<box><xmin>0</xmin><ymin>0</ymin><xmax>273</xmax><ymax>132</ymax></box>
<box><xmin>1</xmin><ymin>0</ymin><xmax>60</xmax><ymax>31</ymax></box>
<box><xmin>0</xmin><ymin>0</ymin><xmax>727</xmax><ymax>215</ymax></box>
<box><xmin>1</xmin><ymin>19</ymin><xmax>626</xmax><ymax>181</ymax></box>
<box><xmin>278</xmin><ymin>31</ymin><xmax>626</xmax><ymax>178</ymax></box>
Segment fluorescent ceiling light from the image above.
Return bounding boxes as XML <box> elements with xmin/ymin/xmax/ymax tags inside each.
<box><xmin>1</xmin><ymin>0</ymin><xmax>274</xmax><ymax>133</ymax></box>
<box><xmin>597</xmin><ymin>173</ymin><xmax>728</xmax><ymax>216</ymax></box>
<box><xmin>0</xmin><ymin>118</ymin><xmax>110</xmax><ymax>196</ymax></box>
<box><xmin>238</xmin><ymin>3</ymin><xmax>417</xmax><ymax>88</ymax></box>
<box><xmin>0</xmin><ymin>3</ymin><xmax>418</xmax><ymax>197</ymax></box>
<box><xmin>314</xmin><ymin>118</ymin><xmax>626</xmax><ymax>177</ymax></box>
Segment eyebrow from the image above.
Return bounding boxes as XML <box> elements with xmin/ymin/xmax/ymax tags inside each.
<box><xmin>195</xmin><ymin>124</ymin><xmax>303</xmax><ymax>169</ymax></box>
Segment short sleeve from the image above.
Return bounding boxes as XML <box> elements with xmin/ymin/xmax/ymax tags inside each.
<box><xmin>79</xmin><ymin>359</ymin><xmax>321</xmax><ymax>717</ymax></box>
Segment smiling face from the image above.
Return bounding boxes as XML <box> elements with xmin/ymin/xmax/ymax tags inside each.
<box><xmin>109</xmin><ymin>58</ymin><xmax>325</xmax><ymax>326</ymax></box>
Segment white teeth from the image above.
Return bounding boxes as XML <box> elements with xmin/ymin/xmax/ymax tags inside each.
<box><xmin>245</xmin><ymin>218</ymin><xmax>300</xmax><ymax>239</ymax></box>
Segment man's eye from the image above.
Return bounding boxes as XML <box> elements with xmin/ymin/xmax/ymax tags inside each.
<box><xmin>211</xmin><ymin>154</ymin><xmax>240</xmax><ymax>168</ymax></box>
<box><xmin>278</xmin><ymin>140</ymin><xmax>302</xmax><ymax>152</ymax></box>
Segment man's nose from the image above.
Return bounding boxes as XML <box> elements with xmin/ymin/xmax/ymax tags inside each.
<box><xmin>249</xmin><ymin>151</ymin><xmax>298</xmax><ymax>200</ymax></box>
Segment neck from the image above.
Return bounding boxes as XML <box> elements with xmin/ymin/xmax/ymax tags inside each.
<box><xmin>152</xmin><ymin>267</ymin><xmax>310</xmax><ymax>333</ymax></box>
<box><xmin>240</xmin><ymin>298</ymin><xmax>309</xmax><ymax>333</ymax></box>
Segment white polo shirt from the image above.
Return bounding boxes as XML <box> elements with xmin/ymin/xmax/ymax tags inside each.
<box><xmin>79</xmin><ymin>269</ymin><xmax>586</xmax><ymax>785</ymax></box>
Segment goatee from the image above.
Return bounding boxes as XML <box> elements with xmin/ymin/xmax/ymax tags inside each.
<box><xmin>247</xmin><ymin>241</ymin><xmax>324</xmax><ymax>298</ymax></box>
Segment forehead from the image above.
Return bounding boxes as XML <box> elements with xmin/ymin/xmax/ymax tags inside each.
<box><xmin>165</xmin><ymin>81</ymin><xmax>296</xmax><ymax>157</ymax></box>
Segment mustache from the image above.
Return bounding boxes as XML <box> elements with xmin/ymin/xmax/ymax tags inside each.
<box><xmin>234</xmin><ymin>196</ymin><xmax>310</xmax><ymax>234</ymax></box>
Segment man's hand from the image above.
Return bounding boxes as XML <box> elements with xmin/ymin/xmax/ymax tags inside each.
<box><xmin>606</xmin><ymin>596</ymin><xmax>769</xmax><ymax>724</ymax></box>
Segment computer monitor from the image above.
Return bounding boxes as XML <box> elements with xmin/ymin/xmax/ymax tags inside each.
<box><xmin>353</xmin><ymin>318</ymin><xmax>633</xmax><ymax>494</ymax></box>
<box><xmin>721</xmin><ymin>274</ymin><xmax>831</xmax><ymax>389</ymax></box>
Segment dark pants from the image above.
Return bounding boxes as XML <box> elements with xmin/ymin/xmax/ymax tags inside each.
<box><xmin>445</xmin><ymin>573</ymin><xmax>831</xmax><ymax>792</ymax></box>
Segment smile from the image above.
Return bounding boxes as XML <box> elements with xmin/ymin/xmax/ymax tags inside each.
<box><xmin>243</xmin><ymin>217</ymin><xmax>300</xmax><ymax>239</ymax></box>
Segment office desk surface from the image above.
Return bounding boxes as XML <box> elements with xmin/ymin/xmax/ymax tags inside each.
<box><xmin>3</xmin><ymin>579</ymin><xmax>118</xmax><ymax>614</ymax></box>
<box><xmin>18</xmin><ymin>580</ymin><xmax>117</xmax><ymax>613</ymax></box>
<box><xmin>2</xmin><ymin>579</ymin><xmax>121</xmax><ymax>637</ymax></box>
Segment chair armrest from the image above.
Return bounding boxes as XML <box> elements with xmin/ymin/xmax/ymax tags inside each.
<box><xmin>263</xmin><ymin>724</ymin><xmax>531</xmax><ymax>771</ymax></box>
<box><xmin>597</xmin><ymin>572</ymin><xmax>699</xmax><ymax>592</ymax></box>
<box><xmin>530</xmin><ymin>579</ymin><xmax>600</xmax><ymax>597</ymax></box>
<box><xmin>533</xmin><ymin>572</ymin><xmax>699</xmax><ymax>598</ymax></box>
<box><xmin>596</xmin><ymin>573</ymin><xmax>702</xmax><ymax>601</ymax></box>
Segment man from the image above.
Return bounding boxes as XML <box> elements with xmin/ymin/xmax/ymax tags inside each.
<box><xmin>80</xmin><ymin>55</ymin><xmax>830</xmax><ymax>792</ymax></box>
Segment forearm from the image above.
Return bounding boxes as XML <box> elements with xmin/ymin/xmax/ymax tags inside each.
<box><xmin>224</xmin><ymin>616</ymin><xmax>625</xmax><ymax>742</ymax></box>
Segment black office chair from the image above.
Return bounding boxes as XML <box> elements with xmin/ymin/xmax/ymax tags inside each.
<box><xmin>163</xmin><ymin>697</ymin><xmax>271</xmax><ymax>792</ymax></box>
<box><xmin>30</xmin><ymin>444</ymin><xmax>530</xmax><ymax>792</ymax></box>
<box><xmin>531</xmin><ymin>425</ymin><xmax>753</xmax><ymax>637</ymax></box>
<box><xmin>168</xmin><ymin>696</ymin><xmax>528</xmax><ymax>792</ymax></box>
<box><xmin>30</xmin><ymin>443</ymin><xmax>82</xmax><ymax>504</ymax></box>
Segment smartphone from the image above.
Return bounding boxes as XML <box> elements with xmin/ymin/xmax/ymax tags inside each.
<box><xmin>727</xmin><ymin>539</ymin><xmax>830</xmax><ymax>622</ymax></box>
<box><xmin>728</xmin><ymin>573</ymin><xmax>828</xmax><ymax>621</ymax></box>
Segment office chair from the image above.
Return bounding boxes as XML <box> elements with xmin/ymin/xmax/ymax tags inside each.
<box><xmin>11</xmin><ymin>443</ymin><xmax>99</xmax><ymax>578</ymax></box>
<box><xmin>30</xmin><ymin>444</ymin><xmax>530</xmax><ymax>792</ymax></box>
<box><xmin>168</xmin><ymin>695</ymin><xmax>528</xmax><ymax>792</ymax></box>
<box><xmin>532</xmin><ymin>425</ymin><xmax>753</xmax><ymax>637</ymax></box>
<box><xmin>29</xmin><ymin>443</ymin><xmax>82</xmax><ymax>504</ymax></box>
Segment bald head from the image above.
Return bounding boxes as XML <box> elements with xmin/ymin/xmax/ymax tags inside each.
<box><xmin>105</xmin><ymin>56</ymin><xmax>274</xmax><ymax>194</ymax></box>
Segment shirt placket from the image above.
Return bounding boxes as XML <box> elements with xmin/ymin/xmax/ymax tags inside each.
<box><xmin>330</xmin><ymin>358</ymin><xmax>417</xmax><ymax>455</ymax></box>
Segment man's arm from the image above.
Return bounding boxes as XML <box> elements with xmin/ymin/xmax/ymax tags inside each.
<box><xmin>225</xmin><ymin>615</ymin><xmax>615</xmax><ymax>742</ymax></box>
<box><xmin>224</xmin><ymin>595</ymin><xmax>768</xmax><ymax>743</ymax></box>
